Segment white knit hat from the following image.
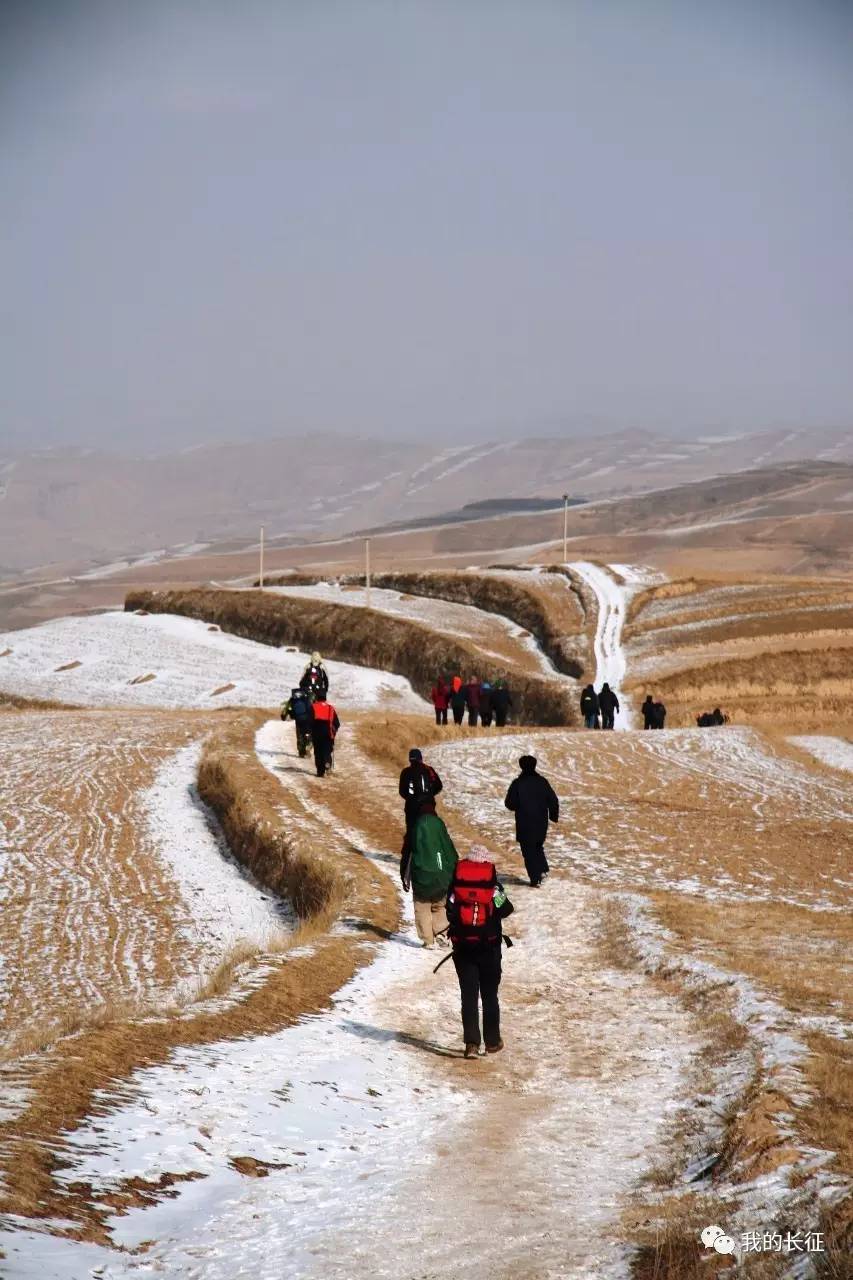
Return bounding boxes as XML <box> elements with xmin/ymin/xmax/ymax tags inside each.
<box><xmin>468</xmin><ymin>844</ymin><xmax>495</xmax><ymax>863</ymax></box>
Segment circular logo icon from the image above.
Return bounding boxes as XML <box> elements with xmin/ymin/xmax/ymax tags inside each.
<box><xmin>700</xmin><ymin>1225</ymin><xmax>724</xmax><ymax>1248</ymax></box>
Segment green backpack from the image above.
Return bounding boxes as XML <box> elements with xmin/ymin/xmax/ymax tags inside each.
<box><xmin>410</xmin><ymin>813</ymin><xmax>459</xmax><ymax>901</ymax></box>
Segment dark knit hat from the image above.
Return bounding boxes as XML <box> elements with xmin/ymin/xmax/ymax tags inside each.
<box><xmin>409</xmin><ymin>748</ymin><xmax>423</xmax><ymax>763</ymax></box>
<box><xmin>519</xmin><ymin>755</ymin><xmax>537</xmax><ymax>773</ymax></box>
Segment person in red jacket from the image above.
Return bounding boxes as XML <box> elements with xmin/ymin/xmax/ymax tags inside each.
<box><xmin>465</xmin><ymin>674</ymin><xmax>482</xmax><ymax>727</ymax></box>
<box><xmin>310</xmin><ymin>690</ymin><xmax>340</xmax><ymax>777</ymax></box>
<box><xmin>431</xmin><ymin>677</ymin><xmax>450</xmax><ymax>726</ymax></box>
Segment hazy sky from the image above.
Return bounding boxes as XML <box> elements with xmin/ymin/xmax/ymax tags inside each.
<box><xmin>2</xmin><ymin>0</ymin><xmax>852</xmax><ymax>452</ymax></box>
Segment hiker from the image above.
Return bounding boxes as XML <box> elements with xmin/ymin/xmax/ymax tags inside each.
<box><xmin>598</xmin><ymin>682</ymin><xmax>620</xmax><ymax>730</ymax></box>
<box><xmin>652</xmin><ymin>699</ymin><xmax>667</xmax><ymax>730</ymax></box>
<box><xmin>450</xmin><ymin>678</ymin><xmax>467</xmax><ymax>726</ymax></box>
<box><xmin>445</xmin><ymin>845</ymin><xmax>514</xmax><ymax>1058</ymax></box>
<box><xmin>281</xmin><ymin>686</ymin><xmax>314</xmax><ymax>758</ymax></box>
<box><xmin>401</xmin><ymin>797</ymin><xmax>458</xmax><ymax>948</ymax></box>
<box><xmin>399</xmin><ymin>748</ymin><xmax>443</xmax><ymax>861</ymax></box>
<box><xmin>300</xmin><ymin>651</ymin><xmax>329</xmax><ymax>697</ymax></box>
<box><xmin>641</xmin><ymin>694</ymin><xmax>656</xmax><ymax>730</ymax></box>
<box><xmin>491</xmin><ymin>676</ymin><xmax>512</xmax><ymax>727</ymax></box>
<box><xmin>479</xmin><ymin>679</ymin><xmax>494</xmax><ymax>728</ymax></box>
<box><xmin>505</xmin><ymin>754</ymin><xmax>559</xmax><ymax>887</ymax></box>
<box><xmin>431</xmin><ymin>677</ymin><xmax>450</xmax><ymax>726</ymax></box>
<box><xmin>712</xmin><ymin>707</ymin><xmax>727</xmax><ymax>725</ymax></box>
<box><xmin>465</xmin><ymin>675</ymin><xmax>482</xmax><ymax>727</ymax></box>
<box><xmin>580</xmin><ymin>683</ymin><xmax>599</xmax><ymax>730</ymax></box>
<box><xmin>309</xmin><ymin>689</ymin><xmax>340</xmax><ymax>776</ymax></box>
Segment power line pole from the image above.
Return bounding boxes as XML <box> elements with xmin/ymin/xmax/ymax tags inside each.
<box><xmin>259</xmin><ymin>525</ymin><xmax>265</xmax><ymax>589</ymax></box>
<box><xmin>365</xmin><ymin>537</ymin><xmax>371</xmax><ymax>608</ymax></box>
<box><xmin>562</xmin><ymin>494</ymin><xmax>569</xmax><ymax>563</ymax></box>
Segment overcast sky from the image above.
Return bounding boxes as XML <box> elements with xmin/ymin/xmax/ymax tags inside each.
<box><xmin>1</xmin><ymin>0</ymin><xmax>852</xmax><ymax>453</ymax></box>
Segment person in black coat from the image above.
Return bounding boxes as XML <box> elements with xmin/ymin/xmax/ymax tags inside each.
<box><xmin>641</xmin><ymin>695</ymin><xmax>655</xmax><ymax>730</ymax></box>
<box><xmin>580</xmin><ymin>684</ymin><xmax>600</xmax><ymax>729</ymax></box>
<box><xmin>598</xmin><ymin>682</ymin><xmax>620</xmax><ymax>730</ymax></box>
<box><xmin>491</xmin><ymin>678</ymin><xmax>512</xmax><ymax>727</ymax></box>
<box><xmin>652</xmin><ymin>699</ymin><xmax>667</xmax><ymax>729</ymax></box>
<box><xmin>504</xmin><ymin>755</ymin><xmax>559</xmax><ymax>887</ymax></box>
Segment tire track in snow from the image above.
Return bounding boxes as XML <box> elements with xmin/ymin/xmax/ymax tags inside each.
<box><xmin>568</xmin><ymin>562</ymin><xmax>634</xmax><ymax>728</ymax></box>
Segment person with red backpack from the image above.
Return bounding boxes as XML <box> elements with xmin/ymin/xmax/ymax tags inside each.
<box><xmin>445</xmin><ymin>845</ymin><xmax>514</xmax><ymax>1059</ymax></box>
<box><xmin>309</xmin><ymin>690</ymin><xmax>340</xmax><ymax>777</ymax></box>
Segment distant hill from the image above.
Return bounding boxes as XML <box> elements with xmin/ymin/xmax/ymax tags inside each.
<box><xmin>0</xmin><ymin>426</ymin><xmax>850</xmax><ymax>575</ymax></box>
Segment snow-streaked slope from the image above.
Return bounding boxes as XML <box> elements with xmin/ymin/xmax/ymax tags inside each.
<box><xmin>263</xmin><ymin>581</ymin><xmax>556</xmax><ymax>675</ymax></box>
<box><xmin>788</xmin><ymin>735</ymin><xmax>853</xmax><ymax>775</ymax></box>
<box><xmin>144</xmin><ymin>741</ymin><xmax>293</xmax><ymax>975</ymax></box>
<box><xmin>0</xmin><ymin>611</ymin><xmax>427</xmax><ymax>711</ymax></box>
<box><xmin>5</xmin><ymin>725</ymin><xmax>696</xmax><ymax>1280</ymax></box>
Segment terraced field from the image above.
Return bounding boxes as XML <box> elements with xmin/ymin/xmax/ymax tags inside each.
<box><xmin>624</xmin><ymin>575</ymin><xmax>853</xmax><ymax>728</ymax></box>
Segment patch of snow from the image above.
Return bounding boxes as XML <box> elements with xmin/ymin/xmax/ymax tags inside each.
<box><xmin>0</xmin><ymin>611</ymin><xmax>427</xmax><ymax>712</ymax></box>
<box><xmin>143</xmin><ymin>742</ymin><xmax>292</xmax><ymax>985</ymax></box>
<box><xmin>568</xmin><ymin>563</ymin><xmax>636</xmax><ymax>727</ymax></box>
<box><xmin>788</xmin><ymin>736</ymin><xmax>853</xmax><ymax>775</ymax></box>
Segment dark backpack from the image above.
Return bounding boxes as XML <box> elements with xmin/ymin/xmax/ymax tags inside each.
<box><xmin>407</xmin><ymin>763</ymin><xmax>436</xmax><ymax>801</ymax></box>
<box><xmin>290</xmin><ymin>690</ymin><xmax>311</xmax><ymax>721</ymax></box>
<box><xmin>447</xmin><ymin>859</ymin><xmax>505</xmax><ymax>947</ymax></box>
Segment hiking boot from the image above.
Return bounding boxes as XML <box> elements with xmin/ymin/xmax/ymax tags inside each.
<box><xmin>463</xmin><ymin>1043</ymin><xmax>480</xmax><ymax>1059</ymax></box>
<box><xmin>485</xmin><ymin>1039</ymin><xmax>504</xmax><ymax>1054</ymax></box>
<box><xmin>529</xmin><ymin>879</ymin><xmax>541</xmax><ymax>888</ymax></box>
<box><xmin>435</xmin><ymin>933</ymin><xmax>450</xmax><ymax>949</ymax></box>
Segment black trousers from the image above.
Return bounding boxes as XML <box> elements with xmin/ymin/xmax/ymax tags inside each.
<box><xmin>601</xmin><ymin>710</ymin><xmax>615</xmax><ymax>729</ymax></box>
<box><xmin>520</xmin><ymin>839</ymin><xmax>549</xmax><ymax>885</ymax></box>
<box><xmin>453</xmin><ymin>945</ymin><xmax>502</xmax><ymax>1047</ymax></box>
<box><xmin>312</xmin><ymin>728</ymin><xmax>333</xmax><ymax>776</ymax></box>
<box><xmin>480</xmin><ymin>710</ymin><xmax>493</xmax><ymax>727</ymax></box>
<box><xmin>494</xmin><ymin>708</ymin><xmax>507</xmax><ymax>727</ymax></box>
<box><xmin>451</xmin><ymin>704</ymin><xmax>465</xmax><ymax>725</ymax></box>
<box><xmin>434</xmin><ymin>707</ymin><xmax>448</xmax><ymax>725</ymax></box>
<box><xmin>467</xmin><ymin>708</ymin><xmax>479</xmax><ymax>726</ymax></box>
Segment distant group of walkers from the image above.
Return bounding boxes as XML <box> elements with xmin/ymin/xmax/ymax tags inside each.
<box><xmin>281</xmin><ymin>653</ymin><xmax>339</xmax><ymax>777</ymax></box>
<box><xmin>398</xmin><ymin>745</ymin><xmax>559</xmax><ymax>1059</ymax></box>
<box><xmin>430</xmin><ymin>674</ymin><xmax>513</xmax><ymax>728</ymax></box>
<box><xmin>579</xmin><ymin>681</ymin><xmax>621</xmax><ymax>729</ymax></box>
<box><xmin>696</xmin><ymin>708</ymin><xmax>728</xmax><ymax>727</ymax></box>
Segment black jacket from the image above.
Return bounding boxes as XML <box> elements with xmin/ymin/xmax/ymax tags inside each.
<box><xmin>398</xmin><ymin>763</ymin><xmax>443</xmax><ymax>823</ymax></box>
<box><xmin>300</xmin><ymin>663</ymin><xmax>329</xmax><ymax>695</ymax></box>
<box><xmin>580</xmin><ymin>686</ymin><xmax>599</xmax><ymax>715</ymax></box>
<box><xmin>491</xmin><ymin>685</ymin><xmax>512</xmax><ymax>712</ymax></box>
<box><xmin>505</xmin><ymin>770</ymin><xmax>559</xmax><ymax>846</ymax></box>
<box><xmin>598</xmin><ymin>686</ymin><xmax>620</xmax><ymax>713</ymax></box>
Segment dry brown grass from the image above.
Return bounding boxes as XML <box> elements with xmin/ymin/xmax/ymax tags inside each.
<box><xmin>626</xmin><ymin>645</ymin><xmax>853</xmax><ymax>727</ymax></box>
<box><xmin>0</xmin><ymin>688</ymin><xmax>79</xmax><ymax>710</ymax></box>
<box><xmin>125</xmin><ymin>586</ymin><xmax>579</xmax><ymax>725</ymax></box>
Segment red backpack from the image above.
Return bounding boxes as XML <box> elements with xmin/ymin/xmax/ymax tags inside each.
<box><xmin>447</xmin><ymin>859</ymin><xmax>499</xmax><ymax>947</ymax></box>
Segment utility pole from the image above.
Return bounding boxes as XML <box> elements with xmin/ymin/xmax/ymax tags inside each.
<box><xmin>562</xmin><ymin>494</ymin><xmax>569</xmax><ymax>564</ymax></box>
<box><xmin>259</xmin><ymin>525</ymin><xmax>265</xmax><ymax>589</ymax></box>
<box><xmin>365</xmin><ymin>537</ymin><xmax>371</xmax><ymax>608</ymax></box>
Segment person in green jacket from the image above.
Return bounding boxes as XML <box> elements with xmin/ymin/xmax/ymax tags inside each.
<box><xmin>400</xmin><ymin>797</ymin><xmax>459</xmax><ymax>948</ymax></box>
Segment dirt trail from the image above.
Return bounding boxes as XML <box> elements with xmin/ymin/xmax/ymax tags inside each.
<box><xmin>0</xmin><ymin>710</ymin><xmax>220</xmax><ymax>1057</ymax></box>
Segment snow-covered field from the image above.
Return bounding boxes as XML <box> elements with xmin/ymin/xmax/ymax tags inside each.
<box><xmin>4</xmin><ymin>727</ymin><xmax>697</xmax><ymax>1280</ymax></box>
<box><xmin>0</xmin><ymin>610</ymin><xmax>427</xmax><ymax>711</ymax></box>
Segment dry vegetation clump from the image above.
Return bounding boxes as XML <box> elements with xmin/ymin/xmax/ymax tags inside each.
<box><xmin>626</xmin><ymin>646</ymin><xmax>853</xmax><ymax>727</ymax></box>
<box><xmin>197</xmin><ymin>719</ymin><xmax>344</xmax><ymax>922</ymax></box>
<box><xmin>125</xmin><ymin>586</ymin><xmax>579</xmax><ymax>725</ymax></box>
<box><xmin>0</xmin><ymin>689</ymin><xmax>79</xmax><ymax>710</ymax></box>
